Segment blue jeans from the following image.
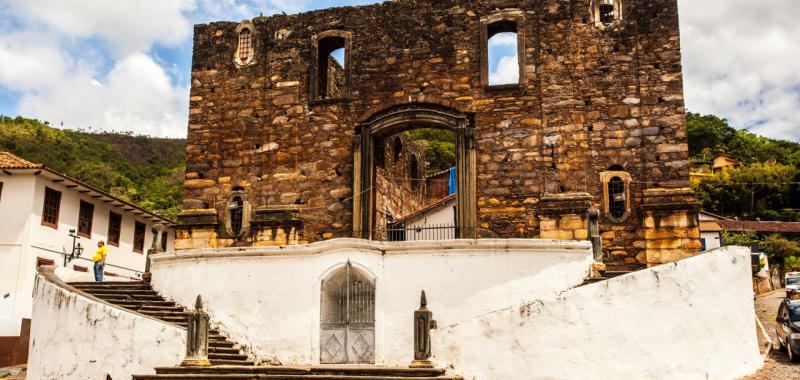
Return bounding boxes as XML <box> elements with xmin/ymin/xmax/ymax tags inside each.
<box><xmin>94</xmin><ymin>262</ymin><xmax>104</xmax><ymax>282</ymax></box>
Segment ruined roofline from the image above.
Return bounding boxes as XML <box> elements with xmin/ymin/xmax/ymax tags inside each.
<box><xmin>194</xmin><ymin>0</ymin><xmax>399</xmax><ymax>28</ymax></box>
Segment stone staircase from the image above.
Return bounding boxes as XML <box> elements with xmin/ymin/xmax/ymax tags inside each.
<box><xmin>132</xmin><ymin>365</ymin><xmax>462</xmax><ymax>380</ymax></box>
<box><xmin>582</xmin><ymin>270</ymin><xmax>634</xmax><ymax>285</ymax></box>
<box><xmin>67</xmin><ymin>281</ymin><xmax>254</xmax><ymax>366</ymax></box>
<box><xmin>69</xmin><ymin>281</ymin><xmax>460</xmax><ymax>380</ymax></box>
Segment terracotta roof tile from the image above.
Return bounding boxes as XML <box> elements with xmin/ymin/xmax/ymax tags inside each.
<box><xmin>717</xmin><ymin>220</ymin><xmax>800</xmax><ymax>234</ymax></box>
<box><xmin>700</xmin><ymin>221</ymin><xmax>722</xmax><ymax>232</ymax></box>
<box><xmin>0</xmin><ymin>152</ymin><xmax>43</xmax><ymax>169</ymax></box>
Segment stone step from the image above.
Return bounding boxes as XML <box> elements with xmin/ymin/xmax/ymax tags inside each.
<box><xmin>137</xmin><ymin>375</ymin><xmax>461</xmax><ymax>380</ymax></box>
<box><xmin>210</xmin><ymin>347</ymin><xmax>242</xmax><ymax>354</ymax></box>
<box><xmin>153</xmin><ymin>366</ymin><xmax>449</xmax><ymax>377</ymax></box>
<box><xmin>208</xmin><ymin>353</ymin><xmax>250</xmax><ymax>361</ymax></box>
<box><xmin>68</xmin><ymin>281</ymin><xmax>145</xmax><ymax>287</ymax></box>
<box><xmin>78</xmin><ymin>289</ymin><xmax>160</xmax><ymax>296</ymax></box>
<box><xmin>209</xmin><ymin>359</ymin><xmax>256</xmax><ymax>366</ymax></box>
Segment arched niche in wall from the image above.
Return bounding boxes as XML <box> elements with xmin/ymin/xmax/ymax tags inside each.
<box><xmin>600</xmin><ymin>169</ymin><xmax>632</xmax><ymax>223</ymax></box>
<box><xmin>234</xmin><ymin>20</ymin><xmax>256</xmax><ymax>67</ymax></box>
<box><xmin>224</xmin><ymin>188</ymin><xmax>252</xmax><ymax>238</ymax></box>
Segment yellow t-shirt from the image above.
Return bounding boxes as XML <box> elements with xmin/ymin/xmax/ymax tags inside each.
<box><xmin>93</xmin><ymin>246</ymin><xmax>108</xmax><ymax>262</ymax></box>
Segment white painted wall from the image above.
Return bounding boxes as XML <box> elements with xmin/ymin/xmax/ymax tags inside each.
<box><xmin>433</xmin><ymin>246</ymin><xmax>763</xmax><ymax>380</ymax></box>
<box><xmin>149</xmin><ymin>238</ymin><xmax>593</xmax><ymax>366</ymax></box>
<box><xmin>28</xmin><ymin>270</ymin><xmax>185</xmax><ymax>380</ymax></box>
<box><xmin>0</xmin><ymin>171</ymin><xmax>174</xmax><ymax>336</ymax></box>
<box><xmin>402</xmin><ymin>198</ymin><xmax>456</xmax><ymax>241</ymax></box>
<box><xmin>701</xmin><ymin>231</ymin><xmax>722</xmax><ymax>251</ymax></box>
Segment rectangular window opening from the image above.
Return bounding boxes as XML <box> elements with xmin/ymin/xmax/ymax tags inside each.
<box><xmin>317</xmin><ymin>37</ymin><xmax>347</xmax><ymax>100</ymax></box>
<box><xmin>133</xmin><ymin>221</ymin><xmax>146</xmax><ymax>253</ymax></box>
<box><xmin>487</xmin><ymin>21</ymin><xmax>520</xmax><ymax>87</ymax></box>
<box><xmin>78</xmin><ymin>200</ymin><xmax>94</xmax><ymax>238</ymax></box>
<box><xmin>108</xmin><ymin>212</ymin><xmax>122</xmax><ymax>247</ymax></box>
<box><xmin>36</xmin><ymin>257</ymin><xmax>55</xmax><ymax>268</ymax></box>
<box><xmin>42</xmin><ymin>187</ymin><xmax>62</xmax><ymax>228</ymax></box>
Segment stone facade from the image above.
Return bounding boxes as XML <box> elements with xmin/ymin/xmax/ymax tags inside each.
<box><xmin>178</xmin><ymin>0</ymin><xmax>699</xmax><ymax>267</ymax></box>
<box><xmin>375</xmin><ymin>134</ymin><xmax>428</xmax><ymax>235</ymax></box>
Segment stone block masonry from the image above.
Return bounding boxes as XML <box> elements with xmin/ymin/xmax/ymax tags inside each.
<box><xmin>178</xmin><ymin>0</ymin><xmax>699</xmax><ymax>266</ymax></box>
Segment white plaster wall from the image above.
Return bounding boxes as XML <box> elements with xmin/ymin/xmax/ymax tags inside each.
<box><xmin>0</xmin><ymin>171</ymin><xmax>175</xmax><ymax>336</ymax></box>
<box><xmin>433</xmin><ymin>246</ymin><xmax>763</xmax><ymax>380</ymax></box>
<box><xmin>27</xmin><ymin>271</ymin><xmax>185</xmax><ymax>380</ymax></box>
<box><xmin>403</xmin><ymin>198</ymin><xmax>456</xmax><ymax>241</ymax></box>
<box><xmin>701</xmin><ymin>231</ymin><xmax>722</xmax><ymax>251</ymax></box>
<box><xmin>149</xmin><ymin>239</ymin><xmax>593</xmax><ymax>366</ymax></box>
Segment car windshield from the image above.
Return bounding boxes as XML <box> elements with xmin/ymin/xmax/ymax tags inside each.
<box><xmin>788</xmin><ymin>278</ymin><xmax>800</xmax><ymax>286</ymax></box>
<box><xmin>790</xmin><ymin>305</ymin><xmax>800</xmax><ymax>322</ymax></box>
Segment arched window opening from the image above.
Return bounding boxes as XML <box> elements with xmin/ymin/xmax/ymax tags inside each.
<box><xmin>593</xmin><ymin>0</ymin><xmax>622</xmax><ymax>28</ymax></box>
<box><xmin>392</xmin><ymin>137</ymin><xmax>403</xmax><ymax>163</ymax></box>
<box><xmin>230</xmin><ymin>196</ymin><xmax>244</xmax><ymax>236</ymax></box>
<box><xmin>318</xmin><ymin>36</ymin><xmax>347</xmax><ymax>99</ymax></box>
<box><xmin>608</xmin><ymin>177</ymin><xmax>626</xmax><ymax>219</ymax></box>
<box><xmin>410</xmin><ymin>156</ymin><xmax>421</xmax><ymax>190</ymax></box>
<box><xmin>238</xmin><ymin>28</ymin><xmax>252</xmax><ymax>61</ymax></box>
<box><xmin>487</xmin><ymin>20</ymin><xmax>519</xmax><ymax>86</ymax></box>
<box><xmin>599</xmin><ymin>0</ymin><xmax>615</xmax><ymax>24</ymax></box>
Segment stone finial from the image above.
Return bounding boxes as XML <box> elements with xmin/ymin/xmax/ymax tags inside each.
<box><xmin>410</xmin><ymin>290</ymin><xmax>436</xmax><ymax>369</ymax></box>
<box><xmin>182</xmin><ymin>294</ymin><xmax>211</xmax><ymax>367</ymax></box>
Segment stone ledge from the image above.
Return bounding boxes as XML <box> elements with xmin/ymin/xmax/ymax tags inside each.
<box><xmin>151</xmin><ymin>238</ymin><xmax>592</xmax><ymax>262</ymax></box>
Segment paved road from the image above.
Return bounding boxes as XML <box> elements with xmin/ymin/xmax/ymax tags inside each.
<box><xmin>743</xmin><ymin>289</ymin><xmax>800</xmax><ymax>379</ymax></box>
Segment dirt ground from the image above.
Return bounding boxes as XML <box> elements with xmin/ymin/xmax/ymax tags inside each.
<box><xmin>743</xmin><ymin>289</ymin><xmax>800</xmax><ymax>379</ymax></box>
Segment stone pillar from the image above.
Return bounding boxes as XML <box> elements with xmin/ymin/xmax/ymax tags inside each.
<box><xmin>410</xmin><ymin>291</ymin><xmax>437</xmax><ymax>369</ymax></box>
<box><xmin>638</xmin><ymin>188</ymin><xmax>701</xmax><ymax>267</ymax></box>
<box><xmin>251</xmin><ymin>206</ymin><xmax>305</xmax><ymax>247</ymax></box>
<box><xmin>175</xmin><ymin>210</ymin><xmax>219</xmax><ymax>251</ymax></box>
<box><xmin>181</xmin><ymin>295</ymin><xmax>211</xmax><ymax>367</ymax></box>
<box><xmin>538</xmin><ymin>193</ymin><xmax>593</xmax><ymax>241</ymax></box>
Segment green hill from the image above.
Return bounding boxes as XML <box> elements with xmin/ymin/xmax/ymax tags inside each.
<box><xmin>687</xmin><ymin>112</ymin><xmax>800</xmax><ymax>221</ymax></box>
<box><xmin>0</xmin><ymin>115</ymin><xmax>185</xmax><ymax>220</ymax></box>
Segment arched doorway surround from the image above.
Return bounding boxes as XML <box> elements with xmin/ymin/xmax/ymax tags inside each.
<box><xmin>352</xmin><ymin>103</ymin><xmax>477</xmax><ymax>239</ymax></box>
<box><xmin>320</xmin><ymin>262</ymin><xmax>376</xmax><ymax>364</ymax></box>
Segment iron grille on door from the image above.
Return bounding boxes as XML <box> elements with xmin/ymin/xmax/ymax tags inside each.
<box><xmin>320</xmin><ymin>262</ymin><xmax>375</xmax><ymax>364</ymax></box>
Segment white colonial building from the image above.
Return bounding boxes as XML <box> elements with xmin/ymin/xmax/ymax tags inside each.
<box><xmin>0</xmin><ymin>152</ymin><xmax>173</xmax><ymax>353</ymax></box>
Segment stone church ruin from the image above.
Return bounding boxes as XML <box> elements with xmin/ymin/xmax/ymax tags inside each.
<box><xmin>177</xmin><ymin>0</ymin><xmax>701</xmax><ymax>268</ymax></box>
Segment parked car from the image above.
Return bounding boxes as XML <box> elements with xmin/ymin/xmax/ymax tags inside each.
<box><xmin>776</xmin><ymin>299</ymin><xmax>800</xmax><ymax>361</ymax></box>
<box><xmin>786</xmin><ymin>272</ymin><xmax>800</xmax><ymax>297</ymax></box>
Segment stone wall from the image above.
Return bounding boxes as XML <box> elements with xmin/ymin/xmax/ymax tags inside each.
<box><xmin>179</xmin><ymin>0</ymin><xmax>696</xmax><ymax>265</ymax></box>
<box><xmin>374</xmin><ymin>134</ymin><xmax>428</xmax><ymax>234</ymax></box>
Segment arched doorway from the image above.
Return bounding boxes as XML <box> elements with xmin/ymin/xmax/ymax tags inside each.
<box><xmin>353</xmin><ymin>104</ymin><xmax>477</xmax><ymax>239</ymax></box>
<box><xmin>320</xmin><ymin>262</ymin><xmax>376</xmax><ymax>364</ymax></box>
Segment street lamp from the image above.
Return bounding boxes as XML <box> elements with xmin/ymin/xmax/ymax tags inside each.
<box><xmin>65</xmin><ymin>229</ymin><xmax>84</xmax><ymax>266</ymax></box>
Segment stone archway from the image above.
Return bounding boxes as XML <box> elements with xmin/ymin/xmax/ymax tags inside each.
<box><xmin>352</xmin><ymin>103</ymin><xmax>477</xmax><ymax>239</ymax></box>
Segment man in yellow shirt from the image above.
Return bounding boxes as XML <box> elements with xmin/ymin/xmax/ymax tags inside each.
<box><xmin>93</xmin><ymin>241</ymin><xmax>108</xmax><ymax>282</ymax></box>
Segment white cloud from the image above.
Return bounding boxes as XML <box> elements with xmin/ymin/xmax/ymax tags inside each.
<box><xmin>488</xmin><ymin>33</ymin><xmax>518</xmax><ymax>48</ymax></box>
<box><xmin>678</xmin><ymin>0</ymin><xmax>800</xmax><ymax>141</ymax></box>
<box><xmin>15</xmin><ymin>53</ymin><xmax>189</xmax><ymax>138</ymax></box>
<box><xmin>7</xmin><ymin>0</ymin><xmax>196</xmax><ymax>55</ymax></box>
<box><xmin>490</xmin><ymin>55</ymin><xmax>519</xmax><ymax>86</ymax></box>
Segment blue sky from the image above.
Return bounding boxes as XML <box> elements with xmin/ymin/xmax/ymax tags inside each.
<box><xmin>0</xmin><ymin>0</ymin><xmax>798</xmax><ymax>141</ymax></box>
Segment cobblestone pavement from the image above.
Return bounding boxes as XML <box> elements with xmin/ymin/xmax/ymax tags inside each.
<box><xmin>0</xmin><ymin>364</ymin><xmax>26</xmax><ymax>379</ymax></box>
<box><xmin>743</xmin><ymin>289</ymin><xmax>800</xmax><ymax>379</ymax></box>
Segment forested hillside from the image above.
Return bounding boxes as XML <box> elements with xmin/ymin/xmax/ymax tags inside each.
<box><xmin>687</xmin><ymin>112</ymin><xmax>800</xmax><ymax>222</ymax></box>
<box><xmin>0</xmin><ymin>116</ymin><xmax>185</xmax><ymax>219</ymax></box>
